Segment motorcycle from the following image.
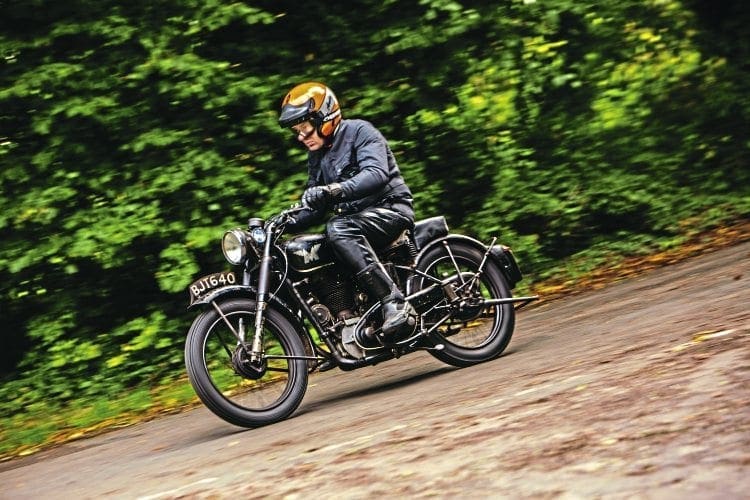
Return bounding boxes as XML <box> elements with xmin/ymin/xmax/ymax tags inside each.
<box><xmin>185</xmin><ymin>206</ymin><xmax>538</xmax><ymax>427</ymax></box>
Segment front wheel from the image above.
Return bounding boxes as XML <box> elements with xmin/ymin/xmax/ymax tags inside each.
<box><xmin>185</xmin><ymin>298</ymin><xmax>308</xmax><ymax>427</ymax></box>
<box><xmin>412</xmin><ymin>242</ymin><xmax>516</xmax><ymax>367</ymax></box>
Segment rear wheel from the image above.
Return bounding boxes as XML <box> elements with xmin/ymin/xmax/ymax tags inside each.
<box><xmin>185</xmin><ymin>298</ymin><xmax>308</xmax><ymax>427</ymax></box>
<box><xmin>412</xmin><ymin>242</ymin><xmax>515</xmax><ymax>367</ymax></box>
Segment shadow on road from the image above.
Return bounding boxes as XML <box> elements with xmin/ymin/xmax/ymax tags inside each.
<box><xmin>300</xmin><ymin>365</ymin><xmax>457</xmax><ymax>412</ymax></box>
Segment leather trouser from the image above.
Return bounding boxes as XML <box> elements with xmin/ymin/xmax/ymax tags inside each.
<box><xmin>325</xmin><ymin>207</ymin><xmax>412</xmax><ymax>276</ymax></box>
<box><xmin>328</xmin><ymin>206</ymin><xmax>417</xmax><ymax>339</ymax></box>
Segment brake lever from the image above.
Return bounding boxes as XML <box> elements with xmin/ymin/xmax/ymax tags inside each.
<box><xmin>269</xmin><ymin>204</ymin><xmax>305</xmax><ymax>229</ymax></box>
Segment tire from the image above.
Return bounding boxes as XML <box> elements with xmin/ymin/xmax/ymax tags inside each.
<box><xmin>413</xmin><ymin>242</ymin><xmax>515</xmax><ymax>367</ymax></box>
<box><xmin>185</xmin><ymin>298</ymin><xmax>308</xmax><ymax>427</ymax></box>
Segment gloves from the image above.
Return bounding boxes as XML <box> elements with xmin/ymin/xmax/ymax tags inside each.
<box><xmin>302</xmin><ymin>183</ymin><xmax>343</xmax><ymax>211</ymax></box>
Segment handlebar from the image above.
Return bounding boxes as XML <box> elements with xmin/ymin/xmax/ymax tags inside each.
<box><xmin>264</xmin><ymin>204</ymin><xmax>306</xmax><ymax>230</ymax></box>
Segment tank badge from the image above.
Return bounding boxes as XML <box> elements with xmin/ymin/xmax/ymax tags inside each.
<box><xmin>293</xmin><ymin>243</ymin><xmax>321</xmax><ymax>264</ymax></box>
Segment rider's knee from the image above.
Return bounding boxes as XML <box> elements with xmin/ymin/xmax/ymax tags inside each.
<box><xmin>325</xmin><ymin>217</ymin><xmax>353</xmax><ymax>247</ymax></box>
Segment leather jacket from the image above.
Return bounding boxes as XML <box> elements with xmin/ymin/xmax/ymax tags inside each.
<box><xmin>289</xmin><ymin>119</ymin><xmax>414</xmax><ymax>230</ymax></box>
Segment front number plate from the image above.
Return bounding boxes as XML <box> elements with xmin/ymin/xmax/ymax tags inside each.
<box><xmin>188</xmin><ymin>271</ymin><xmax>237</xmax><ymax>305</ymax></box>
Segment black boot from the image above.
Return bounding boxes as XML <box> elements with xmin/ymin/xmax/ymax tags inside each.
<box><xmin>357</xmin><ymin>263</ymin><xmax>416</xmax><ymax>341</ymax></box>
<box><xmin>381</xmin><ymin>294</ymin><xmax>417</xmax><ymax>338</ymax></box>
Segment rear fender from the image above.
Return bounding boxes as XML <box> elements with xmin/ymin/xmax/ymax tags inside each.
<box><xmin>416</xmin><ymin>234</ymin><xmax>522</xmax><ymax>289</ymax></box>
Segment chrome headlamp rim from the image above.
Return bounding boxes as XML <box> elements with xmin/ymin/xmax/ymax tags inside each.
<box><xmin>221</xmin><ymin>228</ymin><xmax>249</xmax><ymax>265</ymax></box>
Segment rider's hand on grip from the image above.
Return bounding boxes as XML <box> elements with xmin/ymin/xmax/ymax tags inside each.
<box><xmin>302</xmin><ymin>183</ymin><xmax>342</xmax><ymax>211</ymax></box>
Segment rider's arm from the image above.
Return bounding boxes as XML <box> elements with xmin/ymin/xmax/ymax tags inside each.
<box><xmin>337</xmin><ymin>123</ymin><xmax>390</xmax><ymax>201</ymax></box>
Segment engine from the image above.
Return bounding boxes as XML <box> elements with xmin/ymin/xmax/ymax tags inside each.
<box><xmin>307</xmin><ymin>268</ymin><xmax>355</xmax><ymax>319</ymax></box>
<box><xmin>289</xmin><ymin>232</ymin><xmax>417</xmax><ymax>360</ymax></box>
<box><xmin>304</xmin><ymin>267</ymin><xmax>384</xmax><ymax>359</ymax></box>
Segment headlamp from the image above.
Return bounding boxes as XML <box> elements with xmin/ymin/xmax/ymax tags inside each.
<box><xmin>221</xmin><ymin>229</ymin><xmax>248</xmax><ymax>265</ymax></box>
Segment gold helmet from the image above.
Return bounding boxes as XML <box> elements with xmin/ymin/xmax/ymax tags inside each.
<box><xmin>279</xmin><ymin>82</ymin><xmax>342</xmax><ymax>139</ymax></box>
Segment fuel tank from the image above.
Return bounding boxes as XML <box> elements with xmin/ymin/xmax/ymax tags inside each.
<box><xmin>284</xmin><ymin>234</ymin><xmax>335</xmax><ymax>272</ymax></box>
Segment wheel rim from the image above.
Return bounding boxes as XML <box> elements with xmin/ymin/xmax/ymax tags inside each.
<box><xmin>201</xmin><ymin>310</ymin><xmax>298</xmax><ymax>413</ymax></box>
<box><xmin>418</xmin><ymin>255</ymin><xmax>504</xmax><ymax>349</ymax></box>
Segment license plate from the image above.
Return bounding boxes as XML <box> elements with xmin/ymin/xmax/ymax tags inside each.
<box><xmin>188</xmin><ymin>271</ymin><xmax>238</xmax><ymax>305</ymax></box>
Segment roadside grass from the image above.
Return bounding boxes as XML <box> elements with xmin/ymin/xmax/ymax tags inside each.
<box><xmin>1</xmin><ymin>217</ymin><xmax>748</xmax><ymax>463</ymax></box>
<box><xmin>519</xmin><ymin>218</ymin><xmax>750</xmax><ymax>302</ymax></box>
<box><xmin>0</xmin><ymin>378</ymin><xmax>199</xmax><ymax>460</ymax></box>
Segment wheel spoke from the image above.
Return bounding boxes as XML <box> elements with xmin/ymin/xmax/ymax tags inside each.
<box><xmin>216</xmin><ymin>329</ymin><xmax>236</xmax><ymax>359</ymax></box>
<box><xmin>442</xmin><ymin>241</ymin><xmax>466</xmax><ymax>286</ymax></box>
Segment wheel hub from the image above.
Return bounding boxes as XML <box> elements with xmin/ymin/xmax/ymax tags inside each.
<box><xmin>231</xmin><ymin>346</ymin><xmax>267</xmax><ymax>380</ymax></box>
<box><xmin>448</xmin><ymin>275</ymin><xmax>484</xmax><ymax>322</ymax></box>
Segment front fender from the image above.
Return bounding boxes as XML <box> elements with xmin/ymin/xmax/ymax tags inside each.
<box><xmin>188</xmin><ymin>284</ymin><xmax>306</xmax><ymax>334</ymax></box>
<box><xmin>189</xmin><ymin>284</ymin><xmax>253</xmax><ymax>309</ymax></box>
<box><xmin>416</xmin><ymin>234</ymin><xmax>522</xmax><ymax>289</ymax></box>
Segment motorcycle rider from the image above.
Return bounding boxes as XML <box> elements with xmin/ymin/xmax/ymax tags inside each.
<box><xmin>278</xmin><ymin>81</ymin><xmax>416</xmax><ymax>341</ymax></box>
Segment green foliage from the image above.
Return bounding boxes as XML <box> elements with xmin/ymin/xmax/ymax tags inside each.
<box><xmin>0</xmin><ymin>0</ymin><xmax>748</xmax><ymax>443</ymax></box>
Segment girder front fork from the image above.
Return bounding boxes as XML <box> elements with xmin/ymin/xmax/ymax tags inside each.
<box><xmin>249</xmin><ymin>222</ymin><xmax>277</xmax><ymax>363</ymax></box>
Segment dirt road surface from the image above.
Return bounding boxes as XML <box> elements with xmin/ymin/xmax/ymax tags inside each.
<box><xmin>2</xmin><ymin>241</ymin><xmax>748</xmax><ymax>499</ymax></box>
